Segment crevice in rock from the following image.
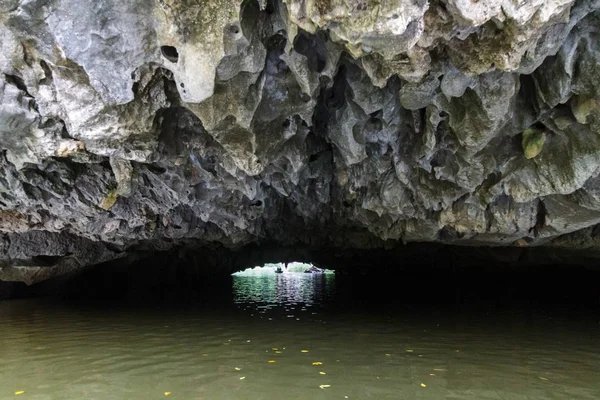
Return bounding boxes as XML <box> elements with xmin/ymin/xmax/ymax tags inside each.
<box><xmin>293</xmin><ymin>30</ymin><xmax>327</xmax><ymax>73</ymax></box>
<box><xmin>4</xmin><ymin>73</ymin><xmax>29</xmax><ymax>94</ymax></box>
<box><xmin>4</xmin><ymin>73</ymin><xmax>38</xmax><ymax>111</ymax></box>
<box><xmin>39</xmin><ymin>60</ymin><xmax>53</xmax><ymax>85</ymax></box>
<box><xmin>532</xmin><ymin>198</ymin><xmax>547</xmax><ymax>237</ymax></box>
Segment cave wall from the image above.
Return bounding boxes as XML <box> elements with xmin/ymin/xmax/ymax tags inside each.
<box><xmin>2</xmin><ymin>0</ymin><xmax>600</xmax><ymax>284</ymax></box>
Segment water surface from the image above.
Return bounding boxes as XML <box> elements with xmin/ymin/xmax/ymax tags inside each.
<box><xmin>1</xmin><ymin>269</ymin><xmax>600</xmax><ymax>399</ymax></box>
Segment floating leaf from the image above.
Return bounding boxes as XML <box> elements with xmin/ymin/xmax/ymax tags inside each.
<box><xmin>385</xmin><ymin>354</ymin><xmax>391</xmax><ymax>357</ymax></box>
<box><xmin>202</xmin><ymin>354</ymin><xmax>208</xmax><ymax>357</ymax></box>
<box><xmin>272</xmin><ymin>348</ymin><xmax>279</xmax><ymax>351</ymax></box>
<box><xmin>235</xmin><ymin>367</ymin><xmax>241</xmax><ymax>371</ymax></box>
<box><xmin>539</xmin><ymin>377</ymin><xmax>548</xmax><ymax>381</ymax></box>
<box><xmin>433</xmin><ymin>368</ymin><xmax>445</xmax><ymax>371</ymax></box>
<box><xmin>15</xmin><ymin>392</ymin><xmax>24</xmax><ymax>396</ymax></box>
<box><xmin>406</xmin><ymin>350</ymin><xmax>413</xmax><ymax>353</ymax></box>
<box><xmin>421</xmin><ymin>383</ymin><xmax>426</xmax><ymax>388</ymax></box>
<box><xmin>275</xmin><ymin>351</ymin><xmax>282</xmax><ymax>354</ymax></box>
<box><xmin>312</xmin><ymin>361</ymin><xmax>323</xmax><ymax>366</ymax></box>
<box><xmin>240</xmin><ymin>377</ymin><xmax>246</xmax><ymax>380</ymax></box>
<box><xmin>268</xmin><ymin>360</ymin><xmax>276</xmax><ymax>363</ymax></box>
<box><xmin>319</xmin><ymin>384</ymin><xmax>331</xmax><ymax>389</ymax></box>
<box><xmin>319</xmin><ymin>372</ymin><xmax>326</xmax><ymax>375</ymax></box>
<box><xmin>164</xmin><ymin>392</ymin><xmax>171</xmax><ymax>396</ymax></box>
<box><xmin>301</xmin><ymin>350</ymin><xmax>309</xmax><ymax>353</ymax></box>
<box><xmin>430</xmin><ymin>373</ymin><xmax>435</xmax><ymax>376</ymax></box>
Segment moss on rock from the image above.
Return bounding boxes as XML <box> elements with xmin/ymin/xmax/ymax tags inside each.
<box><xmin>100</xmin><ymin>189</ymin><xmax>119</xmax><ymax>211</ymax></box>
<box><xmin>522</xmin><ymin>128</ymin><xmax>546</xmax><ymax>160</ymax></box>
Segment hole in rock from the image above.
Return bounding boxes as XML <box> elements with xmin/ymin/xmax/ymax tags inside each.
<box><xmin>160</xmin><ymin>45</ymin><xmax>179</xmax><ymax>63</ymax></box>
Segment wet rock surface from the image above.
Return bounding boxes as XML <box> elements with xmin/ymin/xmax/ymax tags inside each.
<box><xmin>2</xmin><ymin>0</ymin><xmax>600</xmax><ymax>284</ymax></box>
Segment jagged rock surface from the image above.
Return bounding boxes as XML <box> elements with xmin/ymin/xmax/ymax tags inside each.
<box><xmin>2</xmin><ymin>0</ymin><xmax>600</xmax><ymax>284</ymax></box>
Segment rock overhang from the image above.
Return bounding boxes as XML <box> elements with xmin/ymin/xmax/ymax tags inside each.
<box><xmin>1</xmin><ymin>0</ymin><xmax>600</xmax><ymax>286</ymax></box>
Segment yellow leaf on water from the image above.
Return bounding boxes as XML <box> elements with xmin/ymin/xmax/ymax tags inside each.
<box><xmin>275</xmin><ymin>351</ymin><xmax>282</xmax><ymax>354</ymax></box>
<box><xmin>272</xmin><ymin>348</ymin><xmax>279</xmax><ymax>351</ymax></box>
<box><xmin>164</xmin><ymin>392</ymin><xmax>171</xmax><ymax>396</ymax></box>
<box><xmin>539</xmin><ymin>377</ymin><xmax>548</xmax><ymax>381</ymax></box>
<box><xmin>319</xmin><ymin>372</ymin><xmax>326</xmax><ymax>375</ymax></box>
<box><xmin>319</xmin><ymin>384</ymin><xmax>331</xmax><ymax>389</ymax></box>
<box><xmin>312</xmin><ymin>361</ymin><xmax>323</xmax><ymax>366</ymax></box>
<box><xmin>268</xmin><ymin>360</ymin><xmax>276</xmax><ymax>363</ymax></box>
<box><xmin>15</xmin><ymin>392</ymin><xmax>24</xmax><ymax>395</ymax></box>
<box><xmin>301</xmin><ymin>350</ymin><xmax>309</xmax><ymax>353</ymax></box>
<box><xmin>202</xmin><ymin>354</ymin><xmax>208</xmax><ymax>357</ymax></box>
<box><xmin>433</xmin><ymin>368</ymin><xmax>445</xmax><ymax>371</ymax></box>
<box><xmin>430</xmin><ymin>373</ymin><xmax>435</xmax><ymax>376</ymax></box>
<box><xmin>421</xmin><ymin>383</ymin><xmax>427</xmax><ymax>388</ymax></box>
<box><xmin>406</xmin><ymin>350</ymin><xmax>413</xmax><ymax>353</ymax></box>
<box><xmin>456</xmin><ymin>350</ymin><xmax>460</xmax><ymax>353</ymax></box>
<box><xmin>385</xmin><ymin>354</ymin><xmax>391</xmax><ymax>356</ymax></box>
<box><xmin>240</xmin><ymin>377</ymin><xmax>246</xmax><ymax>380</ymax></box>
<box><xmin>235</xmin><ymin>367</ymin><xmax>241</xmax><ymax>371</ymax></box>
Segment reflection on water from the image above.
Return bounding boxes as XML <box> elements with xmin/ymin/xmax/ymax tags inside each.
<box><xmin>233</xmin><ymin>270</ymin><xmax>335</xmax><ymax>307</ymax></box>
<box><xmin>1</xmin><ymin>269</ymin><xmax>600</xmax><ymax>399</ymax></box>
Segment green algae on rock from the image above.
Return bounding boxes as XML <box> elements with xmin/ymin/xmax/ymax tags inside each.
<box><xmin>522</xmin><ymin>128</ymin><xmax>546</xmax><ymax>160</ymax></box>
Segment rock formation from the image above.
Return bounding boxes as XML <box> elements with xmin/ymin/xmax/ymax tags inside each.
<box><xmin>2</xmin><ymin>0</ymin><xmax>600</xmax><ymax>285</ymax></box>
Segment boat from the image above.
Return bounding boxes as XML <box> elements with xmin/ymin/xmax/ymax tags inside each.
<box><xmin>303</xmin><ymin>266</ymin><xmax>324</xmax><ymax>274</ymax></box>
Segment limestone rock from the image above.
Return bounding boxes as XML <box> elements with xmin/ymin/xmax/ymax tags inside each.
<box><xmin>1</xmin><ymin>0</ymin><xmax>600</xmax><ymax>284</ymax></box>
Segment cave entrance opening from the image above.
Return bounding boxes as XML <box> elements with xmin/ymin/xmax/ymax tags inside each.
<box><xmin>232</xmin><ymin>262</ymin><xmax>334</xmax><ymax>275</ymax></box>
<box><xmin>231</xmin><ymin>262</ymin><xmax>335</xmax><ymax>306</ymax></box>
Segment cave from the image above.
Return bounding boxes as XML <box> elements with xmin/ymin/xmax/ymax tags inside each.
<box><xmin>2</xmin><ymin>0</ymin><xmax>600</xmax><ymax>397</ymax></box>
<box><xmin>2</xmin><ymin>0</ymin><xmax>600</xmax><ymax>290</ymax></box>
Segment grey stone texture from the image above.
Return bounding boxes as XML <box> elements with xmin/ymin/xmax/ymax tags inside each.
<box><xmin>2</xmin><ymin>0</ymin><xmax>600</xmax><ymax>283</ymax></box>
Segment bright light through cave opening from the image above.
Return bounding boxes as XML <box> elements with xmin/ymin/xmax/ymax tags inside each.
<box><xmin>232</xmin><ymin>262</ymin><xmax>336</xmax><ymax>306</ymax></box>
<box><xmin>232</xmin><ymin>262</ymin><xmax>335</xmax><ymax>275</ymax></box>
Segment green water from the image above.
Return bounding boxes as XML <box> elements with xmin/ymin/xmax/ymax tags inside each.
<box><xmin>1</xmin><ymin>271</ymin><xmax>600</xmax><ymax>399</ymax></box>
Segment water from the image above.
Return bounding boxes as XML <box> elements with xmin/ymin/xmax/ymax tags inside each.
<box><xmin>1</xmin><ymin>269</ymin><xmax>600</xmax><ymax>399</ymax></box>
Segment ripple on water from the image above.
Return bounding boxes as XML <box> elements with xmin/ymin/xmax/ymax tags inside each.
<box><xmin>1</xmin><ymin>273</ymin><xmax>600</xmax><ymax>399</ymax></box>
